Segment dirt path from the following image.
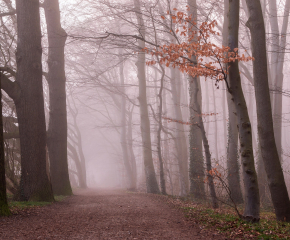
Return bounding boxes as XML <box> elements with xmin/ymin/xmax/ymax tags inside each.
<box><xmin>0</xmin><ymin>189</ymin><xmax>226</xmax><ymax>239</ymax></box>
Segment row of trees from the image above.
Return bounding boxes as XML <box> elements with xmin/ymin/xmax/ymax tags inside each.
<box><xmin>1</xmin><ymin>0</ymin><xmax>290</xmax><ymax>224</ymax></box>
<box><xmin>0</xmin><ymin>0</ymin><xmax>74</xmax><ymax>215</ymax></box>
<box><xmin>62</xmin><ymin>0</ymin><xmax>290</xmax><ymax>222</ymax></box>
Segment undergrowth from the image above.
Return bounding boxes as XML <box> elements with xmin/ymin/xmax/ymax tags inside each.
<box><xmin>167</xmin><ymin>196</ymin><xmax>290</xmax><ymax>239</ymax></box>
<box><xmin>7</xmin><ymin>195</ymin><xmax>68</xmax><ymax>214</ymax></box>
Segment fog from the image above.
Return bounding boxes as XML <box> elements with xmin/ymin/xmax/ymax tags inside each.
<box><xmin>58</xmin><ymin>0</ymin><xmax>290</xmax><ymax>195</ymax></box>
<box><xmin>2</xmin><ymin>0</ymin><xmax>290</xmax><ymax>206</ymax></box>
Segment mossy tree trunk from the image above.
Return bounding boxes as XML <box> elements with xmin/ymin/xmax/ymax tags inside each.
<box><xmin>0</xmin><ymin>73</ymin><xmax>10</xmax><ymax>216</ymax></box>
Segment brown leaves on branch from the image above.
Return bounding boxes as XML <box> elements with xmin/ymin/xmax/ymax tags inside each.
<box><xmin>144</xmin><ymin>8</ymin><xmax>253</xmax><ymax>85</ymax></box>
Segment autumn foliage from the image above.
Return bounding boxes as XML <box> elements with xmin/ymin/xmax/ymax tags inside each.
<box><xmin>144</xmin><ymin>8</ymin><xmax>253</xmax><ymax>84</ymax></box>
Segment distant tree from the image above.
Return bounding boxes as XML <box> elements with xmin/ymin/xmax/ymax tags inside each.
<box><xmin>134</xmin><ymin>0</ymin><xmax>160</xmax><ymax>194</ymax></box>
<box><xmin>187</xmin><ymin>0</ymin><xmax>206</xmax><ymax>200</ymax></box>
<box><xmin>67</xmin><ymin>95</ymin><xmax>87</xmax><ymax>189</ymax></box>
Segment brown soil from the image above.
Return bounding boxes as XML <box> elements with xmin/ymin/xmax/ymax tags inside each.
<box><xmin>0</xmin><ymin>189</ymin><xmax>228</xmax><ymax>239</ymax></box>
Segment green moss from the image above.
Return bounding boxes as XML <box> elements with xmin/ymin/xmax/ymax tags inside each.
<box><xmin>54</xmin><ymin>195</ymin><xmax>68</xmax><ymax>202</ymax></box>
<box><xmin>54</xmin><ymin>184</ymin><xmax>73</xmax><ymax>196</ymax></box>
<box><xmin>29</xmin><ymin>182</ymin><xmax>55</xmax><ymax>202</ymax></box>
<box><xmin>181</xmin><ymin>205</ymin><xmax>290</xmax><ymax>239</ymax></box>
<box><xmin>0</xmin><ymin>203</ymin><xmax>11</xmax><ymax>216</ymax></box>
<box><xmin>9</xmin><ymin>201</ymin><xmax>51</xmax><ymax>209</ymax></box>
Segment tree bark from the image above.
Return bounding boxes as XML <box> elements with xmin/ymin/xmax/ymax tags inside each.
<box><xmin>156</xmin><ymin>62</ymin><xmax>166</xmax><ymax>195</ymax></box>
<box><xmin>127</xmin><ymin>109</ymin><xmax>137</xmax><ymax>190</ymax></box>
<box><xmin>271</xmin><ymin>0</ymin><xmax>290</xmax><ymax>163</ymax></box>
<box><xmin>170</xmin><ymin>68</ymin><xmax>189</xmax><ymax>196</ymax></box>
<box><xmin>223</xmin><ymin>0</ymin><xmax>243</xmax><ymax>204</ymax></box>
<box><xmin>15</xmin><ymin>0</ymin><xmax>54</xmax><ymax>201</ymax></box>
<box><xmin>191</xmin><ymin>77</ymin><xmax>218</xmax><ymax>208</ymax></box>
<box><xmin>0</xmin><ymin>73</ymin><xmax>10</xmax><ymax>216</ymax></box>
<box><xmin>187</xmin><ymin>0</ymin><xmax>205</xmax><ymax>199</ymax></box>
<box><xmin>119</xmin><ymin>57</ymin><xmax>135</xmax><ymax>191</ymax></box>
<box><xmin>134</xmin><ymin>0</ymin><xmax>159</xmax><ymax>194</ymax></box>
<box><xmin>245</xmin><ymin>0</ymin><xmax>290</xmax><ymax>221</ymax></box>
<box><xmin>228</xmin><ymin>0</ymin><xmax>260</xmax><ymax>221</ymax></box>
<box><xmin>43</xmin><ymin>0</ymin><xmax>72</xmax><ymax>196</ymax></box>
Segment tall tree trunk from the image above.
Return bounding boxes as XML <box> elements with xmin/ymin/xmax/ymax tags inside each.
<box><xmin>188</xmin><ymin>0</ymin><xmax>205</xmax><ymax>199</ymax></box>
<box><xmin>69</xmin><ymin>108</ymin><xmax>87</xmax><ymax>189</ymax></box>
<box><xmin>67</xmin><ymin>141</ymin><xmax>86</xmax><ymax>188</ymax></box>
<box><xmin>156</xmin><ymin>62</ymin><xmax>166</xmax><ymax>195</ymax></box>
<box><xmin>212</xmin><ymin>82</ymin><xmax>219</xmax><ymax>161</ymax></box>
<box><xmin>127</xmin><ymin>109</ymin><xmax>137</xmax><ymax>190</ymax></box>
<box><xmin>134</xmin><ymin>0</ymin><xmax>159</xmax><ymax>194</ymax></box>
<box><xmin>228</xmin><ymin>0</ymin><xmax>260</xmax><ymax>221</ymax></box>
<box><xmin>170</xmin><ymin>68</ymin><xmax>189</xmax><ymax>196</ymax></box>
<box><xmin>15</xmin><ymin>0</ymin><xmax>54</xmax><ymax>201</ymax></box>
<box><xmin>224</xmin><ymin>0</ymin><xmax>243</xmax><ymax>204</ymax></box>
<box><xmin>0</xmin><ymin>73</ymin><xmax>10</xmax><ymax>216</ymax></box>
<box><xmin>272</xmin><ymin>0</ymin><xmax>290</xmax><ymax>163</ymax></box>
<box><xmin>245</xmin><ymin>0</ymin><xmax>290</xmax><ymax>221</ymax></box>
<box><xmin>43</xmin><ymin>0</ymin><xmax>72</xmax><ymax>196</ymax></box>
<box><xmin>119</xmin><ymin>58</ymin><xmax>135</xmax><ymax>191</ymax></box>
<box><xmin>162</xmin><ymin>88</ymin><xmax>174</xmax><ymax>195</ymax></box>
<box><xmin>192</xmin><ymin>77</ymin><xmax>218</xmax><ymax>208</ymax></box>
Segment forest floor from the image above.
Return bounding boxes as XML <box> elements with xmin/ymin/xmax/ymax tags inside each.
<box><xmin>0</xmin><ymin>188</ymin><xmax>228</xmax><ymax>240</ymax></box>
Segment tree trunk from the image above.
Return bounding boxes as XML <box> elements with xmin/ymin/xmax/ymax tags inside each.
<box><xmin>228</xmin><ymin>0</ymin><xmax>260</xmax><ymax>221</ymax></box>
<box><xmin>134</xmin><ymin>0</ymin><xmax>159</xmax><ymax>194</ymax></box>
<box><xmin>271</xmin><ymin>0</ymin><xmax>290</xmax><ymax>163</ymax></box>
<box><xmin>119</xmin><ymin>57</ymin><xmax>135</xmax><ymax>191</ymax></box>
<box><xmin>245</xmin><ymin>0</ymin><xmax>290</xmax><ymax>221</ymax></box>
<box><xmin>67</xmin><ymin>96</ymin><xmax>87</xmax><ymax>189</ymax></box>
<box><xmin>43</xmin><ymin>0</ymin><xmax>72</xmax><ymax>196</ymax></box>
<box><xmin>191</xmin><ymin>77</ymin><xmax>218</xmax><ymax>208</ymax></box>
<box><xmin>157</xmin><ymin>61</ymin><xmax>166</xmax><ymax>195</ymax></box>
<box><xmin>0</xmin><ymin>73</ymin><xmax>10</xmax><ymax>216</ymax></box>
<box><xmin>224</xmin><ymin>0</ymin><xmax>243</xmax><ymax>204</ymax></box>
<box><xmin>67</xmin><ymin>140</ymin><xmax>86</xmax><ymax>188</ymax></box>
<box><xmin>15</xmin><ymin>0</ymin><xmax>54</xmax><ymax>201</ymax></box>
<box><xmin>188</xmin><ymin>0</ymin><xmax>206</xmax><ymax>199</ymax></box>
<box><xmin>212</xmin><ymin>82</ymin><xmax>219</xmax><ymax>161</ymax></box>
<box><xmin>127</xmin><ymin>109</ymin><xmax>137</xmax><ymax>190</ymax></box>
<box><xmin>170</xmin><ymin>68</ymin><xmax>189</xmax><ymax>196</ymax></box>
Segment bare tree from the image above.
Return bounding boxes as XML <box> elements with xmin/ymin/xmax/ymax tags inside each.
<box><xmin>245</xmin><ymin>0</ymin><xmax>290</xmax><ymax>221</ymax></box>
<box><xmin>43</xmin><ymin>0</ymin><xmax>72</xmax><ymax>196</ymax></box>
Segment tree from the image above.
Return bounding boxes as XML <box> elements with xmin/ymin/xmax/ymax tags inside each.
<box><xmin>0</xmin><ymin>72</ymin><xmax>10</xmax><ymax>216</ymax></box>
<box><xmin>134</xmin><ymin>0</ymin><xmax>160</xmax><ymax>194</ymax></box>
<box><xmin>43</xmin><ymin>0</ymin><xmax>72</xmax><ymax>196</ymax></box>
<box><xmin>223</xmin><ymin>0</ymin><xmax>243</xmax><ymax>205</ymax></box>
<box><xmin>12</xmin><ymin>0</ymin><xmax>54</xmax><ymax>201</ymax></box>
<box><xmin>67</xmin><ymin>99</ymin><xmax>88</xmax><ymax>189</ymax></box>
<box><xmin>187</xmin><ymin>0</ymin><xmax>206</xmax><ymax>199</ymax></box>
<box><xmin>119</xmin><ymin>55</ymin><xmax>137</xmax><ymax>191</ymax></box>
<box><xmin>227</xmin><ymin>0</ymin><xmax>259</xmax><ymax>221</ymax></box>
<box><xmin>245</xmin><ymin>0</ymin><xmax>290</xmax><ymax>221</ymax></box>
<box><xmin>268</xmin><ymin>0</ymin><xmax>290</xmax><ymax>162</ymax></box>
<box><xmin>146</xmin><ymin>6</ymin><xmax>260</xmax><ymax>219</ymax></box>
